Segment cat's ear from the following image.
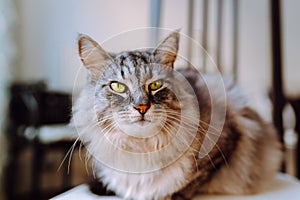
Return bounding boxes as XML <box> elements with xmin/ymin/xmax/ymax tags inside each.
<box><xmin>153</xmin><ymin>30</ymin><xmax>180</xmax><ymax>68</ymax></box>
<box><xmin>78</xmin><ymin>34</ymin><xmax>113</xmax><ymax>83</ymax></box>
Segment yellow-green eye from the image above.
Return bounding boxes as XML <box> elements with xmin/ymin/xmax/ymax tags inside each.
<box><xmin>149</xmin><ymin>80</ymin><xmax>163</xmax><ymax>91</ymax></box>
<box><xmin>110</xmin><ymin>82</ymin><xmax>127</xmax><ymax>93</ymax></box>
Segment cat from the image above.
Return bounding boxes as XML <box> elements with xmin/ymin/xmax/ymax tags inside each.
<box><xmin>71</xmin><ymin>30</ymin><xmax>282</xmax><ymax>200</ymax></box>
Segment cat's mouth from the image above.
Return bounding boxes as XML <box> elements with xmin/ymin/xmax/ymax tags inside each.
<box><xmin>133</xmin><ymin>118</ymin><xmax>151</xmax><ymax>126</ymax></box>
<box><xmin>116</xmin><ymin>114</ymin><xmax>166</xmax><ymax>137</ymax></box>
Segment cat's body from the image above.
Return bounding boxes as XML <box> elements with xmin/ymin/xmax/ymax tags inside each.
<box><xmin>72</xmin><ymin>31</ymin><xmax>282</xmax><ymax>200</ymax></box>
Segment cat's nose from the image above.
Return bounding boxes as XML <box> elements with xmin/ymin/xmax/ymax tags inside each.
<box><xmin>134</xmin><ymin>104</ymin><xmax>150</xmax><ymax>115</ymax></box>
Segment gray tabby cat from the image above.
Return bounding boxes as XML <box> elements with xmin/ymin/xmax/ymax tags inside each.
<box><xmin>72</xmin><ymin>31</ymin><xmax>282</xmax><ymax>200</ymax></box>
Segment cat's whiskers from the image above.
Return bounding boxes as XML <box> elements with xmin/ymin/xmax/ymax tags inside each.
<box><xmin>117</xmin><ymin>110</ymin><xmax>143</xmax><ymax>123</ymax></box>
<box><xmin>57</xmin><ymin>136</ymin><xmax>81</xmax><ymax>173</ymax></box>
<box><xmin>117</xmin><ymin>111</ymin><xmax>128</xmax><ymax>117</ymax></box>
<box><xmin>102</xmin><ymin>122</ymin><xmax>119</xmax><ymax>139</ymax></box>
<box><xmin>164</xmin><ymin>123</ymin><xmax>200</xmax><ymax>154</ymax></box>
<box><xmin>92</xmin><ymin>120</ymin><xmax>118</xmax><ymax>141</ymax></box>
<box><xmin>162</xmin><ymin>121</ymin><xmax>200</xmax><ymax>173</ymax></box>
<box><xmin>97</xmin><ymin>115</ymin><xmax>114</xmax><ymax>121</ymax></box>
<box><xmin>58</xmin><ymin>120</ymin><xmax>103</xmax><ymax>173</ymax></box>
<box><xmin>84</xmin><ymin>122</ymin><xmax>119</xmax><ymax>176</ymax></box>
<box><xmin>167</xmin><ymin>115</ymin><xmax>228</xmax><ymax>166</ymax></box>
<box><xmin>97</xmin><ymin>115</ymin><xmax>116</xmax><ymax>129</ymax></box>
<box><xmin>164</xmin><ymin>117</ymin><xmax>224</xmax><ymax>169</ymax></box>
<box><xmin>83</xmin><ymin>121</ymin><xmax>102</xmax><ymax>131</ymax></box>
<box><xmin>67</xmin><ymin>137</ymin><xmax>82</xmax><ymax>173</ymax></box>
<box><xmin>97</xmin><ymin>114</ymin><xmax>115</xmax><ymax>124</ymax></box>
<box><xmin>163</xmin><ymin>120</ymin><xmax>198</xmax><ymax>152</ymax></box>
<box><xmin>165</xmin><ymin>121</ymin><xmax>216</xmax><ymax>171</ymax></box>
<box><xmin>95</xmin><ymin>122</ymin><xmax>119</xmax><ymax>152</ymax></box>
<box><xmin>97</xmin><ymin>118</ymin><xmax>114</xmax><ymax>127</ymax></box>
<box><xmin>78</xmin><ymin>142</ymin><xmax>92</xmax><ymax>176</ymax></box>
<box><xmin>164</xmin><ymin>110</ymin><xmax>222</xmax><ymax>134</ymax></box>
<box><xmin>78</xmin><ymin>142</ymin><xmax>86</xmax><ymax>164</ymax></box>
<box><xmin>164</xmin><ymin>115</ymin><xmax>200</xmax><ymax>132</ymax></box>
<box><xmin>165</xmin><ymin>113</ymin><xmax>225</xmax><ymax>151</ymax></box>
<box><xmin>75</xmin><ymin>116</ymin><xmax>117</xmax><ymax>175</ymax></box>
<box><xmin>71</xmin><ymin>122</ymin><xmax>104</xmax><ymax>174</ymax></box>
<box><xmin>164</xmin><ymin>109</ymin><xmax>222</xmax><ymax>130</ymax></box>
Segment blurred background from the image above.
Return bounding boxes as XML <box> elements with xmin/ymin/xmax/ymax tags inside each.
<box><xmin>0</xmin><ymin>0</ymin><xmax>299</xmax><ymax>199</ymax></box>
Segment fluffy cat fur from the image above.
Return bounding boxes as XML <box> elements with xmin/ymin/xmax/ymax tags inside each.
<box><xmin>72</xmin><ymin>31</ymin><xmax>282</xmax><ymax>200</ymax></box>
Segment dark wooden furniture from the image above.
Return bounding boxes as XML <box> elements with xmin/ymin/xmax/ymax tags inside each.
<box><xmin>5</xmin><ymin>82</ymin><xmax>75</xmax><ymax>199</ymax></box>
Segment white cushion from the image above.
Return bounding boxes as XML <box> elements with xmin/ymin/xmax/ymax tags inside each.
<box><xmin>51</xmin><ymin>173</ymin><xmax>300</xmax><ymax>200</ymax></box>
<box><xmin>195</xmin><ymin>173</ymin><xmax>300</xmax><ymax>200</ymax></box>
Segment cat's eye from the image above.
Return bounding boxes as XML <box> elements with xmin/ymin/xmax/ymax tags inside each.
<box><xmin>110</xmin><ymin>82</ymin><xmax>127</xmax><ymax>93</ymax></box>
<box><xmin>149</xmin><ymin>80</ymin><xmax>163</xmax><ymax>91</ymax></box>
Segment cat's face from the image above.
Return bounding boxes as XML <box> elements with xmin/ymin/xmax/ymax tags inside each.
<box><xmin>78</xmin><ymin>32</ymin><xmax>181</xmax><ymax>137</ymax></box>
<box><xmin>94</xmin><ymin>52</ymin><xmax>181</xmax><ymax>137</ymax></box>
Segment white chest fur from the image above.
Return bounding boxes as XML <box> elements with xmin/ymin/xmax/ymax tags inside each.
<box><xmin>97</xmin><ymin>154</ymin><xmax>193</xmax><ymax>200</ymax></box>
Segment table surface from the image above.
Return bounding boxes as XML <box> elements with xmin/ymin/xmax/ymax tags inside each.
<box><xmin>51</xmin><ymin>173</ymin><xmax>300</xmax><ymax>200</ymax></box>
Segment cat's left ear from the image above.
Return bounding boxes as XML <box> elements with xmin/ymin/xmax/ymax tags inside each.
<box><xmin>153</xmin><ymin>30</ymin><xmax>180</xmax><ymax>68</ymax></box>
<box><xmin>78</xmin><ymin>34</ymin><xmax>113</xmax><ymax>83</ymax></box>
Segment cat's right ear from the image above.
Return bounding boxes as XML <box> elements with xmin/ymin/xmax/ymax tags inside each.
<box><xmin>78</xmin><ymin>34</ymin><xmax>113</xmax><ymax>83</ymax></box>
<box><xmin>153</xmin><ymin>30</ymin><xmax>180</xmax><ymax>68</ymax></box>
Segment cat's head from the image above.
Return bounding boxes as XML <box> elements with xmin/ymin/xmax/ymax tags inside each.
<box><xmin>78</xmin><ymin>31</ymin><xmax>184</xmax><ymax>138</ymax></box>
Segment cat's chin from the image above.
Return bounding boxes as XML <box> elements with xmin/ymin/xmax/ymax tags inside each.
<box><xmin>118</xmin><ymin>121</ymin><xmax>163</xmax><ymax>138</ymax></box>
<box><xmin>134</xmin><ymin>119</ymin><xmax>151</xmax><ymax>127</ymax></box>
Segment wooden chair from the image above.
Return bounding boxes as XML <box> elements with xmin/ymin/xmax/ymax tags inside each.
<box><xmin>5</xmin><ymin>82</ymin><xmax>77</xmax><ymax>199</ymax></box>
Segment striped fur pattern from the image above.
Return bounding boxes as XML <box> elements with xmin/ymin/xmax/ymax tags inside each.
<box><xmin>72</xmin><ymin>31</ymin><xmax>282</xmax><ymax>200</ymax></box>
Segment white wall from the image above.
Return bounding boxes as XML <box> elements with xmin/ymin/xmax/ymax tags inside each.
<box><xmin>16</xmin><ymin>0</ymin><xmax>151</xmax><ymax>91</ymax></box>
<box><xmin>239</xmin><ymin>0</ymin><xmax>271</xmax><ymax>94</ymax></box>
<box><xmin>282</xmin><ymin>0</ymin><xmax>300</xmax><ymax>97</ymax></box>
<box><xmin>15</xmin><ymin>0</ymin><xmax>300</xmax><ymax>97</ymax></box>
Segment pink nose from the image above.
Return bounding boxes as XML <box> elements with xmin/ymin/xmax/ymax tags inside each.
<box><xmin>134</xmin><ymin>105</ymin><xmax>150</xmax><ymax>114</ymax></box>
